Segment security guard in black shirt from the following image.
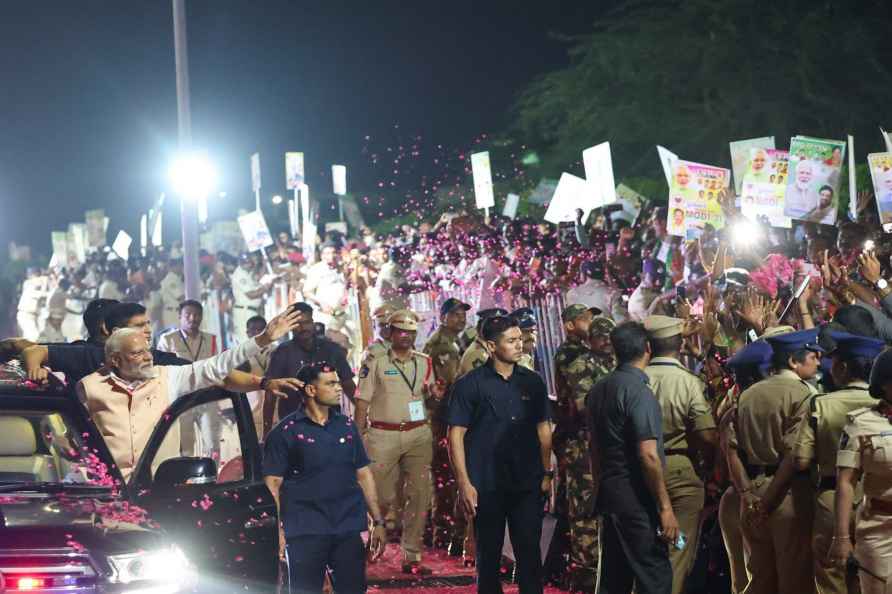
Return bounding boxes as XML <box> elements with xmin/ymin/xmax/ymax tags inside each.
<box><xmin>446</xmin><ymin>315</ymin><xmax>553</xmax><ymax>594</ymax></box>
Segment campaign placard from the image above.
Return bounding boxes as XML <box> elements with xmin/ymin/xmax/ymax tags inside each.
<box><xmin>666</xmin><ymin>160</ymin><xmax>729</xmax><ymax>239</ymax></box>
<box><xmin>285</xmin><ymin>152</ymin><xmax>305</xmax><ymax>190</ymax></box>
<box><xmin>729</xmin><ymin>136</ymin><xmax>775</xmax><ymax>194</ymax></box>
<box><xmin>868</xmin><ymin>153</ymin><xmax>892</xmax><ymax>229</ymax></box>
<box><xmin>782</xmin><ymin>136</ymin><xmax>846</xmax><ymax>225</ymax></box>
<box><xmin>740</xmin><ymin>148</ymin><xmax>792</xmax><ymax>228</ymax></box>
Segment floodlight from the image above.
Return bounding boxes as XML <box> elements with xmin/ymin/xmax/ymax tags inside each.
<box><xmin>169</xmin><ymin>152</ymin><xmax>218</xmax><ymax>200</ymax></box>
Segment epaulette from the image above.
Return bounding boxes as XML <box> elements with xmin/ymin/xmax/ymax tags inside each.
<box><xmin>847</xmin><ymin>406</ymin><xmax>874</xmax><ymax>421</ymax></box>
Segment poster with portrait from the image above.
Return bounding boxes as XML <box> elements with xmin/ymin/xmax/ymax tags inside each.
<box><xmin>285</xmin><ymin>152</ymin><xmax>305</xmax><ymax>190</ymax></box>
<box><xmin>84</xmin><ymin>209</ymin><xmax>107</xmax><ymax>249</ymax></box>
<box><xmin>666</xmin><ymin>160</ymin><xmax>729</xmax><ymax>239</ymax></box>
<box><xmin>729</xmin><ymin>136</ymin><xmax>775</xmax><ymax>195</ymax></box>
<box><xmin>782</xmin><ymin>136</ymin><xmax>845</xmax><ymax>225</ymax></box>
<box><xmin>237</xmin><ymin>210</ymin><xmax>274</xmax><ymax>252</ymax></box>
<box><xmin>868</xmin><ymin>153</ymin><xmax>892</xmax><ymax>231</ymax></box>
<box><xmin>740</xmin><ymin>148</ymin><xmax>792</xmax><ymax>228</ymax></box>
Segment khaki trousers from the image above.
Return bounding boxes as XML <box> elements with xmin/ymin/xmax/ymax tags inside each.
<box><xmin>365</xmin><ymin>424</ymin><xmax>433</xmax><ymax>562</ymax></box>
<box><xmin>665</xmin><ymin>455</ymin><xmax>704</xmax><ymax>594</ymax></box>
<box><xmin>814</xmin><ymin>488</ymin><xmax>858</xmax><ymax>594</ymax></box>
<box><xmin>719</xmin><ymin>486</ymin><xmax>748</xmax><ymax>594</ymax></box>
<box><xmin>740</xmin><ymin>475</ymin><xmax>816</xmax><ymax>594</ymax></box>
<box><xmin>855</xmin><ymin>503</ymin><xmax>892</xmax><ymax>594</ymax></box>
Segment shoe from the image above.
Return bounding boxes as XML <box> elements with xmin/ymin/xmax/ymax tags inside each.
<box><xmin>401</xmin><ymin>562</ymin><xmax>433</xmax><ymax>576</ymax></box>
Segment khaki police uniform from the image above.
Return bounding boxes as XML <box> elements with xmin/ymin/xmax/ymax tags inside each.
<box><xmin>644</xmin><ymin>315</ymin><xmax>716</xmax><ymax>594</ymax></box>
<box><xmin>357</xmin><ymin>311</ymin><xmax>436</xmax><ymax>563</ymax></box>
<box><xmin>794</xmin><ymin>381</ymin><xmax>876</xmax><ymax>594</ymax></box>
<box><xmin>458</xmin><ymin>338</ymin><xmax>489</xmax><ymax>378</ymax></box>
<box><xmin>736</xmin><ymin>368</ymin><xmax>816</xmax><ymax>594</ymax></box>
<box><xmin>423</xmin><ymin>325</ymin><xmax>464</xmax><ymax>548</ymax></box>
<box><xmin>231</xmin><ymin>264</ymin><xmax>263</xmax><ymax>343</ymax></box>
<box><xmin>838</xmin><ymin>405</ymin><xmax>892</xmax><ymax>594</ymax></box>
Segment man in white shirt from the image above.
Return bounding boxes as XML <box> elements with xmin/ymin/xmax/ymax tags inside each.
<box><xmin>17</xmin><ymin>268</ymin><xmax>49</xmax><ymax>341</ymax></box>
<box><xmin>159</xmin><ymin>262</ymin><xmax>186</xmax><ymax>330</ymax></box>
<box><xmin>303</xmin><ymin>242</ymin><xmax>348</xmax><ymax>327</ymax></box>
<box><xmin>231</xmin><ymin>255</ymin><xmax>271</xmax><ymax>343</ymax></box>
<box><xmin>565</xmin><ymin>261</ymin><xmax>616</xmax><ymax>316</ymax></box>
<box><xmin>73</xmin><ymin>308</ymin><xmax>302</xmax><ymax>480</ymax></box>
<box><xmin>157</xmin><ymin>300</ymin><xmax>218</xmax><ymax>362</ymax></box>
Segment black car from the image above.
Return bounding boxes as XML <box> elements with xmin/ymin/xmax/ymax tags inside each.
<box><xmin>0</xmin><ymin>364</ymin><xmax>279</xmax><ymax>593</ymax></box>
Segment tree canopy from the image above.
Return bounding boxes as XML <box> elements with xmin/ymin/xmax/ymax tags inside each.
<box><xmin>513</xmin><ymin>0</ymin><xmax>892</xmax><ymax>185</ymax></box>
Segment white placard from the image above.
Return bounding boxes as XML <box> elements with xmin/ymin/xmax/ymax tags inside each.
<box><xmin>848</xmin><ymin>135</ymin><xmax>858</xmax><ymax>221</ymax></box>
<box><xmin>582</xmin><ymin>141</ymin><xmax>617</xmax><ymax>207</ymax></box>
<box><xmin>544</xmin><ymin>172</ymin><xmax>593</xmax><ymax>224</ymax></box>
<box><xmin>250</xmin><ymin>153</ymin><xmax>262</xmax><ymax>193</ymax></box>
<box><xmin>332</xmin><ymin>164</ymin><xmax>347</xmax><ymax>196</ymax></box>
<box><xmin>237</xmin><ymin>210</ymin><xmax>274</xmax><ymax>252</ymax></box>
<box><xmin>656</xmin><ymin>145</ymin><xmax>679</xmax><ymax>188</ymax></box>
<box><xmin>470</xmin><ymin>151</ymin><xmax>495</xmax><ymax>209</ymax></box>
<box><xmin>729</xmin><ymin>137</ymin><xmax>776</xmax><ymax>195</ymax></box>
<box><xmin>285</xmin><ymin>152</ymin><xmax>305</xmax><ymax>190</ymax></box>
<box><xmin>882</xmin><ymin>127</ymin><xmax>892</xmax><ymax>153</ymax></box>
<box><xmin>112</xmin><ymin>231</ymin><xmax>132</xmax><ymax>261</ymax></box>
<box><xmin>615</xmin><ymin>184</ymin><xmax>646</xmax><ymax>218</ymax></box>
<box><xmin>503</xmin><ymin>193</ymin><xmax>520</xmax><ymax>219</ymax></box>
<box><xmin>51</xmin><ymin>232</ymin><xmax>68</xmax><ymax>267</ymax></box>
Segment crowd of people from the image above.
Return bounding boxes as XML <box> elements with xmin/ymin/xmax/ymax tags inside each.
<box><xmin>4</xmin><ymin>178</ymin><xmax>892</xmax><ymax>594</ymax></box>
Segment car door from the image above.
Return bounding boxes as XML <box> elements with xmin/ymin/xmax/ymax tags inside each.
<box><xmin>130</xmin><ymin>387</ymin><xmax>279</xmax><ymax>592</ymax></box>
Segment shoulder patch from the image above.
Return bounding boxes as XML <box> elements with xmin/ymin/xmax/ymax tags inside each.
<box><xmin>359</xmin><ymin>365</ymin><xmax>370</xmax><ymax>379</ymax></box>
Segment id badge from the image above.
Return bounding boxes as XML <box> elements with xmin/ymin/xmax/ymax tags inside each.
<box><xmin>408</xmin><ymin>401</ymin><xmax>426</xmax><ymax>422</ymax></box>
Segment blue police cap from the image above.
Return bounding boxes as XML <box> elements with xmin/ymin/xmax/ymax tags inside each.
<box><xmin>510</xmin><ymin>307</ymin><xmax>537</xmax><ymax>330</ymax></box>
<box><xmin>727</xmin><ymin>340</ymin><xmax>772</xmax><ymax>371</ymax></box>
<box><xmin>827</xmin><ymin>331</ymin><xmax>885</xmax><ymax>360</ymax></box>
<box><xmin>477</xmin><ymin>308</ymin><xmax>508</xmax><ymax>320</ymax></box>
<box><xmin>764</xmin><ymin>328</ymin><xmax>824</xmax><ymax>355</ymax></box>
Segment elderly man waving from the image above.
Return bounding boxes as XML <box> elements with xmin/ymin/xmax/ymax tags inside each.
<box><xmin>74</xmin><ymin>309</ymin><xmax>303</xmax><ymax>481</ymax></box>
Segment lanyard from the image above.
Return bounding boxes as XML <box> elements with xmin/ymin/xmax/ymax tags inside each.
<box><xmin>179</xmin><ymin>331</ymin><xmax>204</xmax><ymax>362</ymax></box>
<box><xmin>392</xmin><ymin>358</ymin><xmax>418</xmax><ymax>393</ymax></box>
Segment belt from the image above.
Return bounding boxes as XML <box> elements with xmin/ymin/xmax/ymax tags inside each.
<box><xmin>234</xmin><ymin>305</ymin><xmax>260</xmax><ymax>311</ymax></box>
<box><xmin>818</xmin><ymin>476</ymin><xmax>837</xmax><ymax>490</ymax></box>
<box><xmin>369</xmin><ymin>420</ymin><xmax>428</xmax><ymax>432</ymax></box>
<box><xmin>746</xmin><ymin>464</ymin><xmax>779</xmax><ymax>479</ymax></box>
<box><xmin>868</xmin><ymin>498</ymin><xmax>892</xmax><ymax>515</ymax></box>
<box><xmin>665</xmin><ymin>448</ymin><xmax>690</xmax><ymax>456</ymax></box>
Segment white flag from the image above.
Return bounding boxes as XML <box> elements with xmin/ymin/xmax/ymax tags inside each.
<box><xmin>656</xmin><ymin>145</ymin><xmax>679</xmax><ymax>188</ymax></box>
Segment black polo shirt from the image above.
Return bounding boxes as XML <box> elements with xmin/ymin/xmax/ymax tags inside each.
<box><xmin>445</xmin><ymin>360</ymin><xmax>550</xmax><ymax>493</ymax></box>
<box><xmin>587</xmin><ymin>364</ymin><xmax>664</xmax><ymax>515</ymax></box>
<box><xmin>265</xmin><ymin>337</ymin><xmax>354</xmax><ymax>418</ymax></box>
<box><xmin>47</xmin><ymin>343</ymin><xmax>189</xmax><ymax>385</ymax></box>
<box><xmin>263</xmin><ymin>408</ymin><xmax>370</xmax><ymax>537</ymax></box>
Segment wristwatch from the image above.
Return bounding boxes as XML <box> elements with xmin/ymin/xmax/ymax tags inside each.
<box><xmin>877</xmin><ymin>278</ymin><xmax>892</xmax><ymax>299</ymax></box>
<box><xmin>259</xmin><ymin>376</ymin><xmax>270</xmax><ymax>390</ymax></box>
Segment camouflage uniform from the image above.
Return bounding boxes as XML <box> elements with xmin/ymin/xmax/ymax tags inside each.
<box><xmin>553</xmin><ymin>333</ymin><xmax>613</xmax><ymax>592</ymax></box>
<box><xmin>422</xmin><ymin>326</ymin><xmax>463</xmax><ymax>548</ymax></box>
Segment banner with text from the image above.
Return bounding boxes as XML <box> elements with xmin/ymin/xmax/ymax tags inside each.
<box><xmin>783</xmin><ymin>136</ymin><xmax>845</xmax><ymax>225</ymax></box>
<box><xmin>740</xmin><ymin>148</ymin><xmax>791</xmax><ymax>228</ymax></box>
<box><xmin>666</xmin><ymin>160</ymin><xmax>729</xmax><ymax>239</ymax></box>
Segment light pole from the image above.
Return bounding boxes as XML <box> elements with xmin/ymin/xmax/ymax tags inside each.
<box><xmin>172</xmin><ymin>0</ymin><xmax>201</xmax><ymax>301</ymax></box>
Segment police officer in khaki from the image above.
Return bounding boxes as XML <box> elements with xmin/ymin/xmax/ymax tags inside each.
<box><xmin>423</xmin><ymin>297</ymin><xmax>470</xmax><ymax>550</ymax></box>
<box><xmin>364</xmin><ymin>303</ymin><xmax>397</xmax><ymax>363</ymax></box>
<box><xmin>759</xmin><ymin>332</ymin><xmax>884</xmax><ymax>594</ymax></box>
<box><xmin>831</xmin><ymin>347</ymin><xmax>892</xmax><ymax>594</ymax></box>
<box><xmin>511</xmin><ymin>307</ymin><xmax>538</xmax><ymax>371</ymax></box>
<box><xmin>731</xmin><ymin>328</ymin><xmax>822</xmax><ymax>594</ymax></box>
<box><xmin>458</xmin><ymin>308</ymin><xmax>507</xmax><ymax>378</ymax></box>
<box><xmin>644</xmin><ymin>315</ymin><xmax>717</xmax><ymax>594</ymax></box>
<box><xmin>355</xmin><ymin>309</ymin><xmax>443</xmax><ymax>575</ymax></box>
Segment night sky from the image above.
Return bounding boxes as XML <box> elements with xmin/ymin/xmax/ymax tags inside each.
<box><xmin>0</xmin><ymin>1</ymin><xmax>603</xmax><ymax>257</ymax></box>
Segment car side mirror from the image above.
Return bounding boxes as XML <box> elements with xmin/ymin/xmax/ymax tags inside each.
<box><xmin>153</xmin><ymin>457</ymin><xmax>218</xmax><ymax>489</ymax></box>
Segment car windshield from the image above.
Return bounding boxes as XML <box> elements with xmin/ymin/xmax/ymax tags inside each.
<box><xmin>0</xmin><ymin>409</ymin><xmax>113</xmax><ymax>488</ymax></box>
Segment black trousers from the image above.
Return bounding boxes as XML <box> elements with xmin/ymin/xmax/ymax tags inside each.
<box><xmin>599</xmin><ymin>510</ymin><xmax>672</xmax><ymax>594</ymax></box>
<box><xmin>286</xmin><ymin>532</ymin><xmax>366</xmax><ymax>594</ymax></box>
<box><xmin>475</xmin><ymin>488</ymin><xmax>544</xmax><ymax>594</ymax></box>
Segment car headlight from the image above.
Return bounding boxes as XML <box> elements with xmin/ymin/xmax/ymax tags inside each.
<box><xmin>108</xmin><ymin>545</ymin><xmax>197</xmax><ymax>591</ymax></box>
